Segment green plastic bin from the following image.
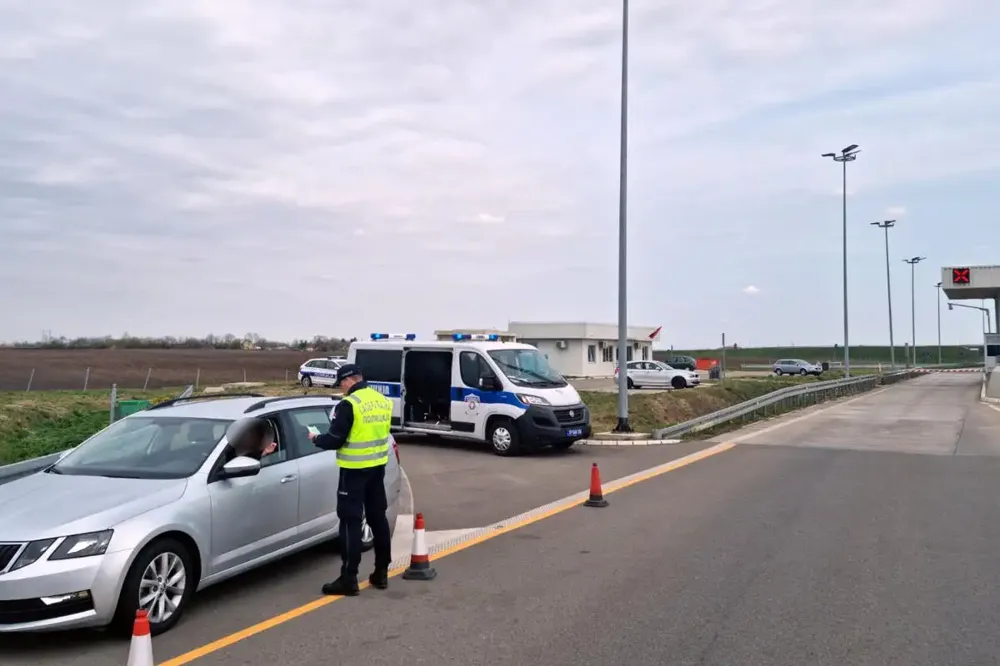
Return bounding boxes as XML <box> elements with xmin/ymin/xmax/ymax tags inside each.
<box><xmin>116</xmin><ymin>399</ymin><xmax>152</xmax><ymax>420</ymax></box>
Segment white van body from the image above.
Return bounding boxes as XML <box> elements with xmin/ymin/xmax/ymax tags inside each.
<box><xmin>346</xmin><ymin>334</ymin><xmax>592</xmax><ymax>455</ymax></box>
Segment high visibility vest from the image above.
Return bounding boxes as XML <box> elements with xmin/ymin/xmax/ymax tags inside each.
<box><xmin>338</xmin><ymin>387</ymin><xmax>392</xmax><ymax>469</ymax></box>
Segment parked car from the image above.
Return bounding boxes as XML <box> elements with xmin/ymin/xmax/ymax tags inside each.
<box><xmin>662</xmin><ymin>355</ymin><xmax>697</xmax><ymax>372</ymax></box>
<box><xmin>298</xmin><ymin>357</ymin><xmax>345</xmax><ymax>387</ymax></box>
<box><xmin>615</xmin><ymin>361</ymin><xmax>700</xmax><ymax>389</ymax></box>
<box><xmin>772</xmin><ymin>359</ymin><xmax>823</xmax><ymax>376</ymax></box>
<box><xmin>0</xmin><ymin>394</ymin><xmax>402</xmax><ymax>635</ymax></box>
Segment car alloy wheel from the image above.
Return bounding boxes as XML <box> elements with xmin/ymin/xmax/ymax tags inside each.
<box><xmin>139</xmin><ymin>551</ymin><xmax>187</xmax><ymax>625</ymax></box>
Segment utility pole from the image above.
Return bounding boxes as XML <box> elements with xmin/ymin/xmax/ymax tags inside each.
<box><xmin>613</xmin><ymin>0</ymin><xmax>631</xmax><ymax>432</ymax></box>
<box><xmin>822</xmin><ymin>145</ymin><xmax>861</xmax><ymax>378</ymax></box>
<box><xmin>871</xmin><ymin>220</ymin><xmax>896</xmax><ymax>367</ymax></box>
<box><xmin>903</xmin><ymin>256</ymin><xmax>926</xmax><ymax>367</ymax></box>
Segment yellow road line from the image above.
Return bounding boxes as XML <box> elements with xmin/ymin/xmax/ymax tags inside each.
<box><xmin>159</xmin><ymin>441</ymin><xmax>736</xmax><ymax>665</ymax></box>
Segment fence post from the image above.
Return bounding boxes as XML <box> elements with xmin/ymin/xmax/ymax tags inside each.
<box><xmin>243</xmin><ymin>369</ymin><xmax>247</xmax><ymax>383</ymax></box>
<box><xmin>195</xmin><ymin>368</ymin><xmax>200</xmax><ymax>389</ymax></box>
<box><xmin>143</xmin><ymin>368</ymin><xmax>152</xmax><ymax>391</ymax></box>
<box><xmin>285</xmin><ymin>369</ymin><xmax>289</xmax><ymax>382</ymax></box>
<box><xmin>26</xmin><ymin>368</ymin><xmax>34</xmax><ymax>392</ymax></box>
<box><xmin>110</xmin><ymin>383</ymin><xmax>118</xmax><ymax>425</ymax></box>
<box><xmin>83</xmin><ymin>367</ymin><xmax>91</xmax><ymax>391</ymax></box>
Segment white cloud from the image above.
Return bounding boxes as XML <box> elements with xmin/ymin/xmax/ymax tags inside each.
<box><xmin>886</xmin><ymin>206</ymin><xmax>907</xmax><ymax>217</ymax></box>
<box><xmin>743</xmin><ymin>285</ymin><xmax>761</xmax><ymax>295</ymax></box>
<box><xmin>0</xmin><ymin>0</ymin><xmax>997</xmax><ymax>348</ymax></box>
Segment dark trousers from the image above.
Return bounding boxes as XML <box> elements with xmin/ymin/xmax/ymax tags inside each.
<box><xmin>337</xmin><ymin>464</ymin><xmax>392</xmax><ymax>581</ymax></box>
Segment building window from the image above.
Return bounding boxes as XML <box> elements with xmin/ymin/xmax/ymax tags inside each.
<box><xmin>626</xmin><ymin>346</ymin><xmax>633</xmax><ymax>362</ymax></box>
<box><xmin>642</xmin><ymin>346</ymin><xmax>649</xmax><ymax>360</ymax></box>
<box><xmin>602</xmin><ymin>345</ymin><xmax>613</xmax><ymax>363</ymax></box>
<box><xmin>587</xmin><ymin>345</ymin><xmax>597</xmax><ymax>363</ymax></box>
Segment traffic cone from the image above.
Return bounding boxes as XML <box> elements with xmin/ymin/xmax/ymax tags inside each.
<box><xmin>126</xmin><ymin>610</ymin><xmax>154</xmax><ymax>666</ymax></box>
<box><xmin>584</xmin><ymin>462</ymin><xmax>609</xmax><ymax>507</ymax></box>
<box><xmin>402</xmin><ymin>513</ymin><xmax>437</xmax><ymax>580</ymax></box>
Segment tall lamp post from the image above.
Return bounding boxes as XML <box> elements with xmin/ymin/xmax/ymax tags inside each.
<box><xmin>822</xmin><ymin>144</ymin><xmax>861</xmax><ymax>378</ymax></box>
<box><xmin>871</xmin><ymin>220</ymin><xmax>896</xmax><ymax>367</ymax></box>
<box><xmin>903</xmin><ymin>256</ymin><xmax>926</xmax><ymax>366</ymax></box>
<box><xmin>935</xmin><ymin>282</ymin><xmax>943</xmax><ymax>365</ymax></box>
<box><xmin>613</xmin><ymin>0</ymin><xmax>631</xmax><ymax>432</ymax></box>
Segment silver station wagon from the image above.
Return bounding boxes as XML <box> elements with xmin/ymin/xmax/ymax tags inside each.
<box><xmin>0</xmin><ymin>394</ymin><xmax>402</xmax><ymax>635</ymax></box>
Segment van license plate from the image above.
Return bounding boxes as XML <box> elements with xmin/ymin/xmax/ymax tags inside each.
<box><xmin>565</xmin><ymin>428</ymin><xmax>583</xmax><ymax>437</ymax></box>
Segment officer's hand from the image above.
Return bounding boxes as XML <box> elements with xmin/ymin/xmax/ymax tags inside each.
<box><xmin>307</xmin><ymin>431</ymin><xmax>317</xmax><ymax>441</ymax></box>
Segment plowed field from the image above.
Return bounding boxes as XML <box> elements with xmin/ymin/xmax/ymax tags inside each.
<box><xmin>0</xmin><ymin>349</ymin><xmax>314</xmax><ymax>391</ymax></box>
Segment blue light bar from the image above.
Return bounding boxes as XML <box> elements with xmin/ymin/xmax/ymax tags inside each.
<box><xmin>371</xmin><ymin>333</ymin><xmax>417</xmax><ymax>341</ymax></box>
<box><xmin>453</xmin><ymin>333</ymin><xmax>501</xmax><ymax>342</ymax></box>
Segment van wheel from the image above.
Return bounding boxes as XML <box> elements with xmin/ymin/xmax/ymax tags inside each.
<box><xmin>671</xmin><ymin>376</ymin><xmax>686</xmax><ymax>389</ymax></box>
<box><xmin>300</xmin><ymin>376</ymin><xmax>313</xmax><ymax>387</ymax></box>
<box><xmin>112</xmin><ymin>537</ymin><xmax>195</xmax><ymax>637</ymax></box>
<box><xmin>488</xmin><ymin>419</ymin><xmax>520</xmax><ymax>456</ymax></box>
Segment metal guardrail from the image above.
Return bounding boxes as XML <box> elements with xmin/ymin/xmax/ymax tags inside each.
<box><xmin>652</xmin><ymin>369</ymin><xmax>922</xmax><ymax>440</ymax></box>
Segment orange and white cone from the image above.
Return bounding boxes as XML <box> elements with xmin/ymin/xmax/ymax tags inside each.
<box><xmin>401</xmin><ymin>513</ymin><xmax>437</xmax><ymax>581</ymax></box>
<box><xmin>126</xmin><ymin>610</ymin><xmax>154</xmax><ymax>666</ymax></box>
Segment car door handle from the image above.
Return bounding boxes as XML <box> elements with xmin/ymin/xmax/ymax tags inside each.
<box><xmin>280</xmin><ymin>474</ymin><xmax>297</xmax><ymax>484</ymax></box>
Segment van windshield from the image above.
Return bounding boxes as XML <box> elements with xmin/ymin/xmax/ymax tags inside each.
<box><xmin>488</xmin><ymin>349</ymin><xmax>567</xmax><ymax>388</ymax></box>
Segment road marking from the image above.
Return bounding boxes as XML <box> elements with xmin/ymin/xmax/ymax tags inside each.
<box><xmin>726</xmin><ymin>386</ymin><xmax>892</xmax><ymax>444</ymax></box>
<box><xmin>159</xmin><ymin>440</ymin><xmax>736</xmax><ymax>665</ymax></box>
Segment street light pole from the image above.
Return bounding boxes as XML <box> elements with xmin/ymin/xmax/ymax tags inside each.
<box><xmin>823</xmin><ymin>145</ymin><xmax>860</xmax><ymax>378</ymax></box>
<box><xmin>935</xmin><ymin>282</ymin><xmax>942</xmax><ymax>365</ymax></box>
<box><xmin>903</xmin><ymin>256</ymin><xmax>926</xmax><ymax>367</ymax></box>
<box><xmin>871</xmin><ymin>220</ymin><xmax>896</xmax><ymax>367</ymax></box>
<box><xmin>613</xmin><ymin>0</ymin><xmax>631</xmax><ymax>432</ymax></box>
<box><xmin>947</xmin><ymin>300</ymin><xmax>990</xmax><ymax>372</ymax></box>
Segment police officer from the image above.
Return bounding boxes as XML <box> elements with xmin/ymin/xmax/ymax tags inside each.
<box><xmin>307</xmin><ymin>364</ymin><xmax>393</xmax><ymax>596</ymax></box>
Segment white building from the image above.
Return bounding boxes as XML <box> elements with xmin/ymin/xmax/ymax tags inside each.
<box><xmin>507</xmin><ymin>321</ymin><xmax>661</xmax><ymax>378</ymax></box>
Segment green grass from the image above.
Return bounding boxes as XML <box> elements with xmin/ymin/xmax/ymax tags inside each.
<box><xmin>657</xmin><ymin>344</ymin><xmax>981</xmax><ymax>365</ymax></box>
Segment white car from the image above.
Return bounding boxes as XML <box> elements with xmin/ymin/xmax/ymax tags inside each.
<box><xmin>615</xmin><ymin>360</ymin><xmax>700</xmax><ymax>389</ymax></box>
<box><xmin>297</xmin><ymin>357</ymin><xmax>345</xmax><ymax>387</ymax></box>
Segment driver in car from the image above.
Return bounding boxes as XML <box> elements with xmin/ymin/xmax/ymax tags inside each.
<box><xmin>225</xmin><ymin>418</ymin><xmax>277</xmax><ymax>462</ymax></box>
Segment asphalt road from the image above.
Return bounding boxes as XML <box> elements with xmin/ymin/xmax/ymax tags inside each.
<box><xmin>5</xmin><ymin>372</ymin><xmax>997</xmax><ymax>665</ymax></box>
<box><xmin>0</xmin><ymin>437</ymin><xmax>710</xmax><ymax>666</ymax></box>
<box><xmin>146</xmin><ymin>372</ymin><xmax>1000</xmax><ymax>666</ymax></box>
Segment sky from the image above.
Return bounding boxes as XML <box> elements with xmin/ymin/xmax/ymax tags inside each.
<box><xmin>1</xmin><ymin>0</ymin><xmax>999</xmax><ymax>349</ymax></box>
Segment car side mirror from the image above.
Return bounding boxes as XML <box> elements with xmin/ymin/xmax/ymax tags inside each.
<box><xmin>220</xmin><ymin>456</ymin><xmax>261</xmax><ymax>480</ymax></box>
<box><xmin>479</xmin><ymin>376</ymin><xmax>500</xmax><ymax>391</ymax></box>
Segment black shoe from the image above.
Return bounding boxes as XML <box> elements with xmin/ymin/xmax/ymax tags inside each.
<box><xmin>322</xmin><ymin>577</ymin><xmax>359</xmax><ymax>596</ymax></box>
<box><xmin>369</xmin><ymin>569</ymin><xmax>389</xmax><ymax>590</ymax></box>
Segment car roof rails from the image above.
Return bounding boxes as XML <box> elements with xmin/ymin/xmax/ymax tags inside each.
<box><xmin>146</xmin><ymin>393</ymin><xmax>266</xmax><ymax>411</ymax></box>
<box><xmin>244</xmin><ymin>394</ymin><xmax>340</xmax><ymax>414</ymax></box>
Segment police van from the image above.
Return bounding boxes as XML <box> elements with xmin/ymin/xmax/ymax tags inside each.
<box><xmin>346</xmin><ymin>333</ymin><xmax>592</xmax><ymax>456</ymax></box>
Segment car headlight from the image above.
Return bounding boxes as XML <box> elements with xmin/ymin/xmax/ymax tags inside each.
<box><xmin>49</xmin><ymin>530</ymin><xmax>114</xmax><ymax>561</ymax></box>
<box><xmin>8</xmin><ymin>538</ymin><xmax>57</xmax><ymax>571</ymax></box>
<box><xmin>517</xmin><ymin>394</ymin><xmax>550</xmax><ymax>406</ymax></box>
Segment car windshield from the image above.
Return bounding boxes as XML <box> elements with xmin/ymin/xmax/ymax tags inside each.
<box><xmin>488</xmin><ymin>348</ymin><xmax>567</xmax><ymax>388</ymax></box>
<box><xmin>48</xmin><ymin>416</ymin><xmax>233</xmax><ymax>480</ymax></box>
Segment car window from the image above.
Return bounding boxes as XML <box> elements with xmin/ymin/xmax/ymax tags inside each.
<box><xmin>51</xmin><ymin>416</ymin><xmax>232</xmax><ymax>480</ymax></box>
<box><xmin>285</xmin><ymin>406</ymin><xmax>336</xmax><ymax>457</ymax></box>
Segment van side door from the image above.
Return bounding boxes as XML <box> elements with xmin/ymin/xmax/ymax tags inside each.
<box><xmin>453</xmin><ymin>350</ymin><xmax>502</xmax><ymax>438</ymax></box>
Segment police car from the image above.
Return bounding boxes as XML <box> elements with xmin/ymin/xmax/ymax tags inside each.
<box><xmin>346</xmin><ymin>333</ymin><xmax>592</xmax><ymax>456</ymax></box>
<box><xmin>298</xmin><ymin>357</ymin><xmax>346</xmax><ymax>387</ymax></box>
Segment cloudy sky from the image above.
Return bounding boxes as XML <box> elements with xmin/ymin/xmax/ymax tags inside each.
<box><xmin>1</xmin><ymin>0</ymin><xmax>998</xmax><ymax>348</ymax></box>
